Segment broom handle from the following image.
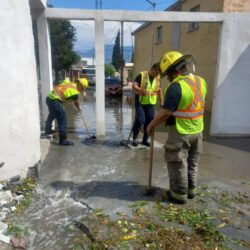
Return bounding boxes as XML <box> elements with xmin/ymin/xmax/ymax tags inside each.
<box><xmin>79</xmin><ymin>110</ymin><xmax>91</xmax><ymax>137</ymax></box>
<box><xmin>148</xmin><ymin>129</ymin><xmax>154</xmax><ymax>189</ymax></box>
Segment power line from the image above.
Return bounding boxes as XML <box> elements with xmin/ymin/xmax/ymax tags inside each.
<box><xmin>145</xmin><ymin>0</ymin><xmax>156</xmax><ymax>11</ymax></box>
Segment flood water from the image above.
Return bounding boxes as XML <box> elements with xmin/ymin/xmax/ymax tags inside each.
<box><xmin>10</xmin><ymin>89</ymin><xmax>166</xmax><ymax>250</ymax></box>
<box><xmin>66</xmin><ymin>89</ymin><xmax>133</xmax><ymax>141</ymax></box>
<box><xmin>8</xmin><ymin>89</ymin><xmax>250</xmax><ymax>250</ymax></box>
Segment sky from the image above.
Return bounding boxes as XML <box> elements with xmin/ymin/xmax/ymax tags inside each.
<box><xmin>72</xmin><ymin>20</ymin><xmax>141</xmax><ymax>53</ymax></box>
<box><xmin>48</xmin><ymin>0</ymin><xmax>176</xmax><ymax>11</ymax></box>
<box><xmin>47</xmin><ymin>0</ymin><xmax>177</xmax><ymax>54</ymax></box>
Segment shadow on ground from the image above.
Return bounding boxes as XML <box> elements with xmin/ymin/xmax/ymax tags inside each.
<box><xmin>50</xmin><ymin>180</ymin><xmax>165</xmax><ymax>203</ymax></box>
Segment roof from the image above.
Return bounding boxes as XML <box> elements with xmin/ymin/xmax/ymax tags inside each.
<box><xmin>132</xmin><ymin>0</ymin><xmax>182</xmax><ymax>35</ymax></box>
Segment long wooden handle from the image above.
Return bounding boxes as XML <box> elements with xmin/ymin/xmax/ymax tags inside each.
<box><xmin>148</xmin><ymin>129</ymin><xmax>154</xmax><ymax>189</ymax></box>
<box><xmin>79</xmin><ymin>111</ymin><xmax>91</xmax><ymax>137</ymax></box>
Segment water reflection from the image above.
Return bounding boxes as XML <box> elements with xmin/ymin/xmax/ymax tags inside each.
<box><xmin>65</xmin><ymin>89</ymin><xmax>133</xmax><ymax>141</ymax></box>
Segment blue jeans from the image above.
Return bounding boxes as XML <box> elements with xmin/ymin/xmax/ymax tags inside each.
<box><xmin>132</xmin><ymin>104</ymin><xmax>155</xmax><ymax>142</ymax></box>
<box><xmin>45</xmin><ymin>97</ymin><xmax>67</xmax><ymax>141</ymax></box>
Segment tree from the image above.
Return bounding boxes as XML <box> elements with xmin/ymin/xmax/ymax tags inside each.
<box><xmin>49</xmin><ymin>20</ymin><xmax>80</xmax><ymax>82</ymax></box>
<box><xmin>111</xmin><ymin>30</ymin><xmax>123</xmax><ymax>71</ymax></box>
<box><xmin>105</xmin><ymin>64</ymin><xmax>115</xmax><ymax>77</ymax></box>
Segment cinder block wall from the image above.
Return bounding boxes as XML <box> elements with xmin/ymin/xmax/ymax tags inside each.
<box><xmin>0</xmin><ymin>0</ymin><xmax>41</xmax><ymax>180</ymax></box>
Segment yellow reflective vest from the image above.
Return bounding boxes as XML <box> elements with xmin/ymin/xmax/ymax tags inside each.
<box><xmin>48</xmin><ymin>82</ymin><xmax>79</xmax><ymax>102</ymax></box>
<box><xmin>139</xmin><ymin>71</ymin><xmax>161</xmax><ymax>105</ymax></box>
<box><xmin>166</xmin><ymin>74</ymin><xmax>207</xmax><ymax>134</ymax></box>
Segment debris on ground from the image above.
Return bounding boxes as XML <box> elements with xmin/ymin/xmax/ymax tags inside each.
<box><xmin>72</xmin><ymin>185</ymin><xmax>250</xmax><ymax>250</ymax></box>
<box><xmin>0</xmin><ymin>176</ymin><xmax>37</xmax><ymax>248</ymax></box>
<box><xmin>11</xmin><ymin>236</ymin><xmax>28</xmax><ymax>249</ymax></box>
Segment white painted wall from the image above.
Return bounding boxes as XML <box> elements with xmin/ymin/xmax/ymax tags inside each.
<box><xmin>37</xmin><ymin>12</ymin><xmax>53</xmax><ymax>126</ymax></box>
<box><xmin>0</xmin><ymin>0</ymin><xmax>41</xmax><ymax>180</ymax></box>
<box><xmin>211</xmin><ymin>13</ymin><xmax>250</xmax><ymax>135</ymax></box>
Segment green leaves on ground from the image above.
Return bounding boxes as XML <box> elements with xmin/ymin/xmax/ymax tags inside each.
<box><xmin>73</xmin><ymin>186</ymin><xmax>250</xmax><ymax>249</ymax></box>
<box><xmin>6</xmin><ymin>223</ymin><xmax>29</xmax><ymax>238</ymax></box>
<box><xmin>74</xmin><ymin>203</ymin><xmax>225</xmax><ymax>249</ymax></box>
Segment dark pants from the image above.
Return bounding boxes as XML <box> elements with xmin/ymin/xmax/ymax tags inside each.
<box><xmin>45</xmin><ymin>97</ymin><xmax>67</xmax><ymax>142</ymax></box>
<box><xmin>132</xmin><ymin>104</ymin><xmax>155</xmax><ymax>142</ymax></box>
<box><xmin>165</xmin><ymin>126</ymin><xmax>202</xmax><ymax>202</ymax></box>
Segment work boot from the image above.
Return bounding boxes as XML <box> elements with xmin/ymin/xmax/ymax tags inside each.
<box><xmin>188</xmin><ymin>193</ymin><xmax>195</xmax><ymax>199</ymax></box>
<box><xmin>188</xmin><ymin>189</ymin><xmax>196</xmax><ymax>199</ymax></box>
<box><xmin>142</xmin><ymin>140</ymin><xmax>150</xmax><ymax>147</ymax></box>
<box><xmin>45</xmin><ymin>129</ymin><xmax>56</xmax><ymax>137</ymax></box>
<box><xmin>59</xmin><ymin>140</ymin><xmax>74</xmax><ymax>146</ymax></box>
<box><xmin>132</xmin><ymin>138</ymin><xmax>138</xmax><ymax>147</ymax></box>
<box><xmin>162</xmin><ymin>190</ymin><xmax>187</xmax><ymax>204</ymax></box>
<box><xmin>142</xmin><ymin>134</ymin><xmax>150</xmax><ymax>147</ymax></box>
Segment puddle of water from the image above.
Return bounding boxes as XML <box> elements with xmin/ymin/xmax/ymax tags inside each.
<box><xmin>65</xmin><ymin>89</ymin><xmax>133</xmax><ymax>141</ymax></box>
<box><xmin>8</xmin><ymin>184</ymin><xmax>92</xmax><ymax>250</ymax></box>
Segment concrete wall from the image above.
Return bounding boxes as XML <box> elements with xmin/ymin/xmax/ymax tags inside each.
<box><xmin>210</xmin><ymin>13</ymin><xmax>250</xmax><ymax>135</ymax></box>
<box><xmin>0</xmin><ymin>0</ymin><xmax>41</xmax><ymax>180</ymax></box>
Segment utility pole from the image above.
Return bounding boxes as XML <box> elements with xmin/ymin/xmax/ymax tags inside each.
<box><xmin>145</xmin><ymin>0</ymin><xmax>156</xmax><ymax>66</ymax></box>
<box><xmin>128</xmin><ymin>25</ymin><xmax>134</xmax><ymax>63</ymax></box>
<box><xmin>95</xmin><ymin>0</ymin><xmax>102</xmax><ymax>9</ymax></box>
<box><xmin>121</xmin><ymin>21</ymin><xmax>124</xmax><ymax>85</ymax></box>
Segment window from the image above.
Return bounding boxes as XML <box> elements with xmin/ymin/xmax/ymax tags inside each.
<box><xmin>189</xmin><ymin>5</ymin><xmax>200</xmax><ymax>32</ymax></box>
<box><xmin>155</xmin><ymin>26</ymin><xmax>163</xmax><ymax>44</ymax></box>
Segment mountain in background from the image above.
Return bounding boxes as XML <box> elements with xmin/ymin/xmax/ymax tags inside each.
<box><xmin>76</xmin><ymin>44</ymin><xmax>133</xmax><ymax>64</ymax></box>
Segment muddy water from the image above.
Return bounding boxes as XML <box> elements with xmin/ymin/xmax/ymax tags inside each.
<box><xmin>9</xmin><ymin>90</ymin><xmax>250</xmax><ymax>250</ymax></box>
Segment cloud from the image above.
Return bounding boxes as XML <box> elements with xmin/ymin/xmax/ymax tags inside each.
<box><xmin>71</xmin><ymin>20</ymin><xmax>141</xmax><ymax>52</ymax></box>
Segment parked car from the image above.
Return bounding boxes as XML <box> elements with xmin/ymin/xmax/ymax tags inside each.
<box><xmin>105</xmin><ymin>77</ymin><xmax>123</xmax><ymax>96</ymax></box>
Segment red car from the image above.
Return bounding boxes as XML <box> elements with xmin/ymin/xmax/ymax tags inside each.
<box><xmin>105</xmin><ymin>78</ymin><xmax>123</xmax><ymax>96</ymax></box>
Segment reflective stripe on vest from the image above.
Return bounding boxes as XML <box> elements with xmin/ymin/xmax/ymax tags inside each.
<box><xmin>170</xmin><ymin>190</ymin><xmax>187</xmax><ymax>202</ymax></box>
<box><xmin>54</xmin><ymin>83</ymin><xmax>78</xmax><ymax>101</ymax></box>
<box><xmin>188</xmin><ymin>188</ymin><xmax>197</xmax><ymax>196</ymax></box>
<box><xmin>173</xmin><ymin>76</ymin><xmax>205</xmax><ymax>119</ymax></box>
<box><xmin>139</xmin><ymin>71</ymin><xmax>160</xmax><ymax>105</ymax></box>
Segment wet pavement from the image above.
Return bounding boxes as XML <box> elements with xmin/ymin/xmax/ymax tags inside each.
<box><xmin>5</xmin><ymin>90</ymin><xmax>250</xmax><ymax>249</ymax></box>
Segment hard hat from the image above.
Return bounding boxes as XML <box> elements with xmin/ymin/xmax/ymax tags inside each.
<box><xmin>62</xmin><ymin>77</ymin><xmax>70</xmax><ymax>84</ymax></box>
<box><xmin>159</xmin><ymin>51</ymin><xmax>191</xmax><ymax>77</ymax></box>
<box><xmin>78</xmin><ymin>78</ymin><xmax>89</xmax><ymax>88</ymax></box>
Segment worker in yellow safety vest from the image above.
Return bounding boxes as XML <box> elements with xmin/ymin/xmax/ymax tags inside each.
<box><xmin>147</xmin><ymin>51</ymin><xmax>207</xmax><ymax>204</ymax></box>
<box><xmin>45</xmin><ymin>77</ymin><xmax>88</xmax><ymax>146</ymax></box>
<box><xmin>132</xmin><ymin>63</ymin><xmax>163</xmax><ymax>147</ymax></box>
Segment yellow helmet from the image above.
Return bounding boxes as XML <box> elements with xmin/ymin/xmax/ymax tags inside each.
<box><xmin>159</xmin><ymin>51</ymin><xmax>191</xmax><ymax>77</ymax></box>
<box><xmin>62</xmin><ymin>77</ymin><xmax>70</xmax><ymax>84</ymax></box>
<box><xmin>78</xmin><ymin>78</ymin><xmax>89</xmax><ymax>88</ymax></box>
